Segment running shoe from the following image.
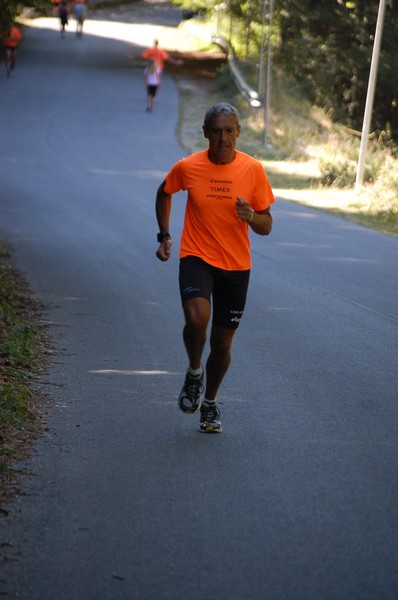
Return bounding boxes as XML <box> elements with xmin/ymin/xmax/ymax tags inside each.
<box><xmin>178</xmin><ymin>370</ymin><xmax>204</xmax><ymax>413</ymax></box>
<box><xmin>199</xmin><ymin>402</ymin><xmax>222</xmax><ymax>433</ymax></box>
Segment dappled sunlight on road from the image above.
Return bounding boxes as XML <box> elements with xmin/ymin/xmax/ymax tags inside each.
<box><xmin>24</xmin><ymin>16</ymin><xmax>207</xmax><ymax>51</ymax></box>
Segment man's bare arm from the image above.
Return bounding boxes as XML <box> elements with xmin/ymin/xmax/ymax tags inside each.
<box><xmin>236</xmin><ymin>197</ymin><xmax>272</xmax><ymax>235</ymax></box>
<box><xmin>155</xmin><ymin>180</ymin><xmax>173</xmax><ymax>261</ymax></box>
<box><xmin>249</xmin><ymin>207</ymin><xmax>272</xmax><ymax>235</ymax></box>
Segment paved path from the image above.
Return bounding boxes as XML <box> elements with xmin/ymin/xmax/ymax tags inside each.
<box><xmin>1</xmin><ymin>4</ymin><xmax>398</xmax><ymax>599</ymax></box>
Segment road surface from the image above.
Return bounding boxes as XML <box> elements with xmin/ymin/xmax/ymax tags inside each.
<box><xmin>1</xmin><ymin>7</ymin><xmax>398</xmax><ymax>600</ymax></box>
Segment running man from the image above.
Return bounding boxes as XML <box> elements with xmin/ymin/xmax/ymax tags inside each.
<box><xmin>3</xmin><ymin>24</ymin><xmax>22</xmax><ymax>77</ymax></box>
<box><xmin>155</xmin><ymin>102</ymin><xmax>275</xmax><ymax>432</ymax></box>
<box><xmin>141</xmin><ymin>39</ymin><xmax>170</xmax><ymax>71</ymax></box>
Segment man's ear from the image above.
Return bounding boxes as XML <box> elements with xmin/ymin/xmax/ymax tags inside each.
<box><xmin>202</xmin><ymin>125</ymin><xmax>209</xmax><ymax>139</ymax></box>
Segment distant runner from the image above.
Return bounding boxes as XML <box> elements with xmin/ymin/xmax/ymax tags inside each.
<box><xmin>73</xmin><ymin>0</ymin><xmax>87</xmax><ymax>37</ymax></box>
<box><xmin>3</xmin><ymin>24</ymin><xmax>23</xmax><ymax>77</ymax></box>
<box><xmin>141</xmin><ymin>39</ymin><xmax>170</xmax><ymax>71</ymax></box>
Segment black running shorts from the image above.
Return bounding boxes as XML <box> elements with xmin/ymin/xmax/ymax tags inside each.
<box><xmin>147</xmin><ymin>85</ymin><xmax>158</xmax><ymax>97</ymax></box>
<box><xmin>179</xmin><ymin>256</ymin><xmax>250</xmax><ymax>329</ymax></box>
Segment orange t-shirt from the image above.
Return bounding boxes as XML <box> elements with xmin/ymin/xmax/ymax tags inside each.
<box><xmin>3</xmin><ymin>27</ymin><xmax>22</xmax><ymax>48</ymax></box>
<box><xmin>141</xmin><ymin>47</ymin><xmax>170</xmax><ymax>70</ymax></box>
<box><xmin>164</xmin><ymin>149</ymin><xmax>275</xmax><ymax>270</ymax></box>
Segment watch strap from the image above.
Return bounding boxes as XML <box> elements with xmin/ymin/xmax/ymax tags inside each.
<box><xmin>157</xmin><ymin>231</ymin><xmax>171</xmax><ymax>243</ymax></box>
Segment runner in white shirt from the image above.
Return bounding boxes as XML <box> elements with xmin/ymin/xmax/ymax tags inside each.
<box><xmin>143</xmin><ymin>59</ymin><xmax>161</xmax><ymax>112</ymax></box>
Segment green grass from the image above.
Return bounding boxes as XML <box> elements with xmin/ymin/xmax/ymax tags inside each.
<box><xmin>0</xmin><ymin>241</ymin><xmax>46</xmax><ymax>485</ymax></box>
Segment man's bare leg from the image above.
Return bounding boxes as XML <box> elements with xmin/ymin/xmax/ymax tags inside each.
<box><xmin>204</xmin><ymin>325</ymin><xmax>236</xmax><ymax>400</ymax></box>
<box><xmin>182</xmin><ymin>297</ymin><xmax>210</xmax><ymax>370</ymax></box>
<box><xmin>178</xmin><ymin>297</ymin><xmax>210</xmax><ymax>413</ymax></box>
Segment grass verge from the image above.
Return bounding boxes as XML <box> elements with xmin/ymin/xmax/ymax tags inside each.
<box><xmin>0</xmin><ymin>240</ymin><xmax>49</xmax><ymax>509</ymax></box>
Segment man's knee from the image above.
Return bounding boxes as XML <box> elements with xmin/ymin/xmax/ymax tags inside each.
<box><xmin>210</xmin><ymin>326</ymin><xmax>235</xmax><ymax>354</ymax></box>
<box><xmin>183</xmin><ymin>298</ymin><xmax>210</xmax><ymax>331</ymax></box>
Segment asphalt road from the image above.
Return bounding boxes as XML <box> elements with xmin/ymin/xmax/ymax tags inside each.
<box><xmin>1</xmin><ymin>9</ymin><xmax>398</xmax><ymax>600</ymax></box>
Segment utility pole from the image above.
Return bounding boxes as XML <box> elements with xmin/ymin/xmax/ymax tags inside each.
<box><xmin>262</xmin><ymin>0</ymin><xmax>275</xmax><ymax>147</ymax></box>
<box><xmin>258</xmin><ymin>0</ymin><xmax>267</xmax><ymax>97</ymax></box>
<box><xmin>355</xmin><ymin>0</ymin><xmax>386</xmax><ymax>192</ymax></box>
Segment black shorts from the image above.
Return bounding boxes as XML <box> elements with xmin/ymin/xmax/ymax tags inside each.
<box><xmin>147</xmin><ymin>85</ymin><xmax>158</xmax><ymax>97</ymax></box>
<box><xmin>179</xmin><ymin>256</ymin><xmax>250</xmax><ymax>329</ymax></box>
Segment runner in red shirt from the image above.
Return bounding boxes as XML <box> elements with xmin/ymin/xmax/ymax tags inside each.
<box><xmin>3</xmin><ymin>25</ymin><xmax>23</xmax><ymax>77</ymax></box>
<box><xmin>141</xmin><ymin>39</ymin><xmax>170</xmax><ymax>71</ymax></box>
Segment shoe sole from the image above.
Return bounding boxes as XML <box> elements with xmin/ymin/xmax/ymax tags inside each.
<box><xmin>199</xmin><ymin>423</ymin><xmax>223</xmax><ymax>433</ymax></box>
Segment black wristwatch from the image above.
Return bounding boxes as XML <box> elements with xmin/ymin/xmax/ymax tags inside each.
<box><xmin>157</xmin><ymin>231</ymin><xmax>171</xmax><ymax>243</ymax></box>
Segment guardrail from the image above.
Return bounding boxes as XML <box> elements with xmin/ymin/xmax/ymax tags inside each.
<box><xmin>211</xmin><ymin>35</ymin><xmax>261</xmax><ymax>108</ymax></box>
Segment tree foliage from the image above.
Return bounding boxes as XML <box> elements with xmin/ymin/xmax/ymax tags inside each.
<box><xmin>1</xmin><ymin>0</ymin><xmax>51</xmax><ymax>35</ymax></box>
<box><xmin>0</xmin><ymin>0</ymin><xmax>20</xmax><ymax>33</ymax></box>
<box><xmin>275</xmin><ymin>0</ymin><xmax>398</xmax><ymax>138</ymax></box>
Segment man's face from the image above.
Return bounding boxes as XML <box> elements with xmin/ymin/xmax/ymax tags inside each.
<box><xmin>203</xmin><ymin>113</ymin><xmax>241</xmax><ymax>164</ymax></box>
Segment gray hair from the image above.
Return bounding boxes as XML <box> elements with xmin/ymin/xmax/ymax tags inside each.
<box><xmin>203</xmin><ymin>102</ymin><xmax>240</xmax><ymax>128</ymax></box>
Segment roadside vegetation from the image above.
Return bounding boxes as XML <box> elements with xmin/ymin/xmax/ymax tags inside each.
<box><xmin>0</xmin><ymin>242</ymin><xmax>49</xmax><ymax>504</ymax></box>
<box><xmin>175</xmin><ymin>62</ymin><xmax>398</xmax><ymax>236</ymax></box>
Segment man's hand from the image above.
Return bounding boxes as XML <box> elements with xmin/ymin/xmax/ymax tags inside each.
<box><xmin>156</xmin><ymin>238</ymin><xmax>172</xmax><ymax>261</ymax></box>
<box><xmin>236</xmin><ymin>196</ymin><xmax>273</xmax><ymax>235</ymax></box>
<box><xmin>236</xmin><ymin>197</ymin><xmax>252</xmax><ymax>223</ymax></box>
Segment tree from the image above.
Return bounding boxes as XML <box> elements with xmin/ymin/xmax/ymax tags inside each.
<box><xmin>275</xmin><ymin>0</ymin><xmax>398</xmax><ymax>138</ymax></box>
<box><xmin>1</xmin><ymin>0</ymin><xmax>51</xmax><ymax>35</ymax></box>
<box><xmin>1</xmin><ymin>0</ymin><xmax>20</xmax><ymax>33</ymax></box>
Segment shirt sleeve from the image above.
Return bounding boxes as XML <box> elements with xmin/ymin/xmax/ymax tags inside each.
<box><xmin>253</xmin><ymin>164</ymin><xmax>275</xmax><ymax>211</ymax></box>
<box><xmin>164</xmin><ymin>160</ymin><xmax>185</xmax><ymax>194</ymax></box>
